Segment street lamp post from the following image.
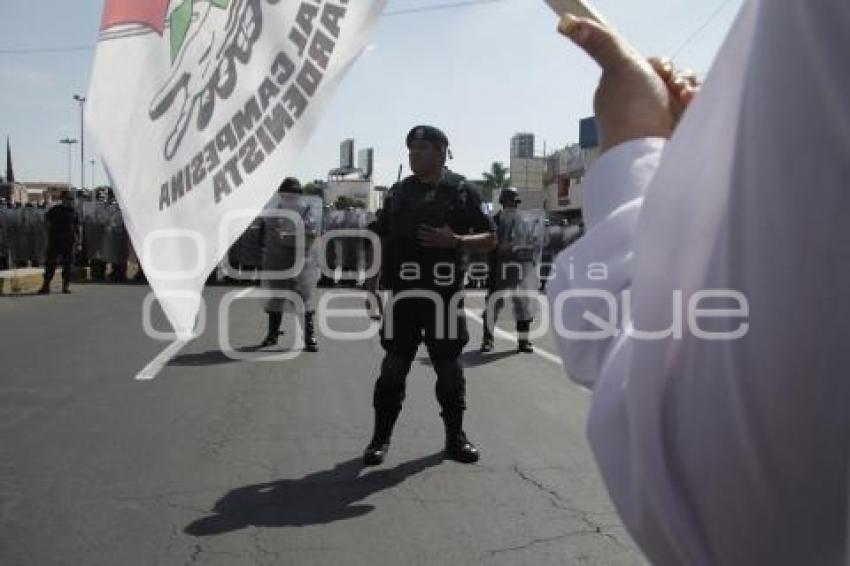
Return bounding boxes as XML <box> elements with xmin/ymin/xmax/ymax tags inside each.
<box><xmin>59</xmin><ymin>138</ymin><xmax>78</xmax><ymax>190</ymax></box>
<box><xmin>73</xmin><ymin>94</ymin><xmax>86</xmax><ymax>192</ymax></box>
<box><xmin>90</xmin><ymin>158</ymin><xmax>96</xmax><ymax>190</ymax></box>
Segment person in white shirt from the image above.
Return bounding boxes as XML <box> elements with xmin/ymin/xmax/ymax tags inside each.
<box><xmin>547</xmin><ymin>2</ymin><xmax>850</xmax><ymax>565</ymax></box>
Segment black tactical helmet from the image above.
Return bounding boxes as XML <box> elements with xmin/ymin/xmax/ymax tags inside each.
<box><xmin>278</xmin><ymin>177</ymin><xmax>303</xmax><ymax>194</ymax></box>
<box><xmin>499</xmin><ymin>187</ymin><xmax>521</xmax><ymax>204</ymax></box>
<box><xmin>406</xmin><ymin>125</ymin><xmax>449</xmax><ymax>150</ymax></box>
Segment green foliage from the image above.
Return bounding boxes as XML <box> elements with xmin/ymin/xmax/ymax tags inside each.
<box><xmin>482</xmin><ymin>161</ymin><xmax>511</xmax><ymax>189</ymax></box>
<box><xmin>333</xmin><ymin>196</ymin><xmax>366</xmax><ymax>210</ymax></box>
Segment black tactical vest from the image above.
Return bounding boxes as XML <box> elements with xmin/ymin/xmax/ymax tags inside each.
<box><xmin>383</xmin><ymin>174</ymin><xmax>471</xmax><ymax>291</ymax></box>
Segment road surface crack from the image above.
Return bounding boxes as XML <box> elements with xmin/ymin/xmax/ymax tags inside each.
<box><xmin>486</xmin><ymin>530</ymin><xmax>601</xmax><ymax>555</ymax></box>
<box><xmin>512</xmin><ymin>463</ymin><xmax>624</xmax><ymax>547</ymax></box>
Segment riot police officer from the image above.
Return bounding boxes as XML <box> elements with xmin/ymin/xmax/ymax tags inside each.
<box><xmin>259</xmin><ymin>177</ymin><xmax>321</xmax><ymax>352</ymax></box>
<box><xmin>365</xmin><ymin>125</ymin><xmax>497</xmax><ymax>466</ymax></box>
<box><xmin>38</xmin><ymin>191</ymin><xmax>80</xmax><ymax>294</ymax></box>
<box><xmin>480</xmin><ymin>187</ymin><xmax>540</xmax><ymax>354</ymax></box>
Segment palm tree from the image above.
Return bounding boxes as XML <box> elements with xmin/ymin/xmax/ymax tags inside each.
<box><xmin>482</xmin><ymin>161</ymin><xmax>511</xmax><ymax>201</ymax></box>
<box><xmin>482</xmin><ymin>161</ymin><xmax>510</xmax><ymax>189</ymax></box>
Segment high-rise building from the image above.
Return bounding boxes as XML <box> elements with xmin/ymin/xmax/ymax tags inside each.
<box><xmin>544</xmin><ymin>117</ymin><xmax>602</xmax><ymax>214</ymax></box>
<box><xmin>510</xmin><ymin>133</ymin><xmax>535</xmax><ymax>159</ymax></box>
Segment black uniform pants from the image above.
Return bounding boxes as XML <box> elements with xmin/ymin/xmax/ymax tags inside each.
<box><xmin>44</xmin><ymin>240</ymin><xmax>73</xmax><ymax>286</ymax></box>
<box><xmin>374</xmin><ymin>293</ymin><xmax>469</xmax><ymax>416</ymax></box>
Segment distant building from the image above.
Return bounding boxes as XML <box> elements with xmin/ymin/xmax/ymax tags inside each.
<box><xmin>507</xmin><ymin>132</ymin><xmax>554</xmax><ymax>210</ymax></box>
<box><xmin>328</xmin><ymin>138</ymin><xmax>380</xmax><ymax>211</ymax></box>
<box><xmin>579</xmin><ymin>117</ymin><xmax>599</xmax><ymax>149</ymax></box>
<box><xmin>544</xmin><ymin>117</ymin><xmax>601</xmax><ymax>217</ymax></box>
<box><xmin>21</xmin><ymin>182</ymin><xmax>74</xmax><ymax>204</ymax></box>
<box><xmin>1</xmin><ymin>181</ymin><xmax>75</xmax><ymax>206</ymax></box>
<box><xmin>0</xmin><ymin>181</ymin><xmax>29</xmax><ymax>205</ymax></box>
<box><xmin>509</xmin><ymin>157</ymin><xmax>549</xmax><ymax>209</ymax></box>
<box><xmin>324</xmin><ymin>179</ymin><xmax>380</xmax><ymax>212</ymax></box>
<box><xmin>510</xmin><ymin>133</ymin><xmax>535</xmax><ymax>159</ymax></box>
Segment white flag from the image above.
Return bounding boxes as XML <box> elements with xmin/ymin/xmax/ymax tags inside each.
<box><xmin>87</xmin><ymin>0</ymin><xmax>386</xmax><ymax>337</ymax></box>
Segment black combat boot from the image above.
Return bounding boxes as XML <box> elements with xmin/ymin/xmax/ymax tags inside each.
<box><xmin>37</xmin><ymin>281</ymin><xmax>50</xmax><ymax>295</ymax></box>
<box><xmin>480</xmin><ymin>312</ymin><xmax>494</xmax><ymax>352</ymax></box>
<box><xmin>442</xmin><ymin>411</ymin><xmax>479</xmax><ymax>464</ymax></box>
<box><xmin>480</xmin><ymin>331</ymin><xmax>494</xmax><ymax>353</ymax></box>
<box><xmin>261</xmin><ymin>312</ymin><xmax>283</xmax><ymax>347</ymax></box>
<box><xmin>363</xmin><ymin>409</ymin><xmax>400</xmax><ymax>466</ymax></box>
<box><xmin>304</xmin><ymin>311</ymin><xmax>318</xmax><ymax>352</ymax></box>
<box><xmin>517</xmin><ymin>320</ymin><xmax>534</xmax><ymax>354</ymax></box>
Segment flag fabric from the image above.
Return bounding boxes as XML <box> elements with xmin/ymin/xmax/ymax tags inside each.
<box><xmin>100</xmin><ymin>0</ymin><xmax>171</xmax><ymax>35</ymax></box>
<box><xmin>87</xmin><ymin>0</ymin><xmax>386</xmax><ymax>337</ymax></box>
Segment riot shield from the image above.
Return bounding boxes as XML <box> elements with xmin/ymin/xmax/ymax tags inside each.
<box><xmin>0</xmin><ymin>207</ymin><xmax>10</xmax><ymax>270</ymax></box>
<box><xmin>80</xmin><ymin>201</ymin><xmax>108</xmax><ymax>263</ymax></box>
<box><xmin>340</xmin><ymin>209</ymin><xmax>369</xmax><ymax>283</ymax></box>
<box><xmin>19</xmin><ymin>207</ymin><xmax>46</xmax><ymax>267</ymax></box>
<box><xmin>322</xmin><ymin>210</ymin><xmax>345</xmax><ymax>283</ymax></box>
<box><xmin>103</xmin><ymin>203</ymin><xmax>130</xmax><ymax>278</ymax></box>
<box><xmin>491</xmin><ymin>208</ymin><xmax>545</xmax><ymax>322</ymax></box>
<box><xmin>260</xmin><ymin>194</ymin><xmax>323</xmax><ymax>313</ymax></box>
<box><xmin>542</xmin><ymin>221</ymin><xmax>582</xmax><ymax>285</ymax></box>
<box><xmin>4</xmin><ymin>209</ymin><xmax>22</xmax><ymax>266</ymax></box>
<box><xmin>236</xmin><ymin>217</ymin><xmax>264</xmax><ymax>273</ymax></box>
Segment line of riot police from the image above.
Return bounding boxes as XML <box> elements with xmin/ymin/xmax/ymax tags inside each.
<box><xmin>0</xmin><ymin>194</ymin><xmax>131</xmax><ymax>291</ymax></box>
<box><xmin>2</xmin><ymin>194</ymin><xmax>581</xmax><ymax>296</ymax></box>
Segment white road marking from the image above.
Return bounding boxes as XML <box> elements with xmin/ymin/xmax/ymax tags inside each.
<box><xmin>135</xmin><ymin>338</ymin><xmax>193</xmax><ymax>381</ymax></box>
<box><xmin>134</xmin><ymin>287</ymin><xmax>585</xmax><ymax>389</ymax></box>
<box><xmin>234</xmin><ymin>286</ymin><xmax>256</xmax><ymax>299</ymax></box>
<box><xmin>464</xmin><ymin>308</ymin><xmax>591</xmax><ymax>393</ymax></box>
<box><xmin>463</xmin><ymin>308</ymin><xmax>563</xmax><ymax>366</ymax></box>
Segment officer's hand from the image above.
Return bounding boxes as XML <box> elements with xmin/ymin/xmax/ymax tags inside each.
<box><xmin>418</xmin><ymin>224</ymin><xmax>459</xmax><ymax>249</ymax></box>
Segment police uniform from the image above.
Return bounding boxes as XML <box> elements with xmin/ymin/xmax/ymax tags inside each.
<box><xmin>481</xmin><ymin>187</ymin><xmax>538</xmax><ymax>353</ymax></box>
<box><xmin>39</xmin><ymin>199</ymin><xmax>79</xmax><ymax>294</ymax></box>
<box><xmin>366</xmin><ymin>126</ymin><xmax>495</xmax><ymax>465</ymax></box>
<box><xmin>259</xmin><ymin>178</ymin><xmax>320</xmax><ymax>351</ymax></box>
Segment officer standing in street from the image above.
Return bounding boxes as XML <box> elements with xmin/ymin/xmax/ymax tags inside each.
<box><xmin>259</xmin><ymin>177</ymin><xmax>321</xmax><ymax>352</ymax></box>
<box><xmin>364</xmin><ymin>125</ymin><xmax>497</xmax><ymax>466</ymax></box>
<box><xmin>480</xmin><ymin>187</ymin><xmax>538</xmax><ymax>354</ymax></box>
<box><xmin>38</xmin><ymin>191</ymin><xmax>80</xmax><ymax>294</ymax></box>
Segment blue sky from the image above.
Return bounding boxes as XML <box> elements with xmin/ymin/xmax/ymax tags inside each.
<box><xmin>0</xmin><ymin>0</ymin><xmax>743</xmax><ymax>188</ymax></box>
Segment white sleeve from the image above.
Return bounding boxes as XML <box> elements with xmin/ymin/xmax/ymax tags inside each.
<box><xmin>546</xmin><ymin>138</ymin><xmax>665</xmax><ymax>389</ymax></box>
<box><xmin>553</xmin><ymin>2</ymin><xmax>850</xmax><ymax>565</ymax></box>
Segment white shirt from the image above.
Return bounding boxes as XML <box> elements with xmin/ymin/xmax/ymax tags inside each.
<box><xmin>547</xmin><ymin>1</ymin><xmax>850</xmax><ymax>564</ymax></box>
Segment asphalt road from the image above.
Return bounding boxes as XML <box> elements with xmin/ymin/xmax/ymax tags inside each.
<box><xmin>0</xmin><ymin>284</ymin><xmax>644</xmax><ymax>566</ymax></box>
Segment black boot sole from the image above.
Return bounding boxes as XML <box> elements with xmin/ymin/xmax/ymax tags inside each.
<box><xmin>363</xmin><ymin>444</ymin><xmax>389</xmax><ymax>466</ymax></box>
<box><xmin>445</xmin><ymin>449</ymin><xmax>480</xmax><ymax>464</ymax></box>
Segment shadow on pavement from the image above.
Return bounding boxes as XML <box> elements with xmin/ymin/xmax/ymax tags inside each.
<box><xmin>169</xmin><ymin>350</ymin><xmax>239</xmax><ymax>367</ymax></box>
<box><xmin>460</xmin><ymin>350</ymin><xmax>517</xmax><ymax>368</ymax></box>
<box><xmin>184</xmin><ymin>453</ymin><xmax>443</xmax><ymax>535</ymax></box>
<box><xmin>169</xmin><ymin>344</ymin><xmax>294</xmax><ymax>367</ymax></box>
